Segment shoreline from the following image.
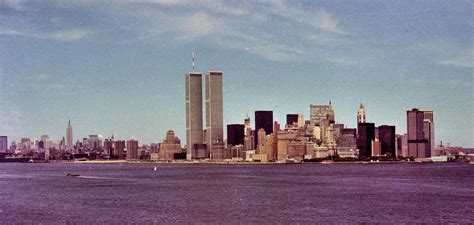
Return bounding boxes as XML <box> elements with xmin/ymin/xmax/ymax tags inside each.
<box><xmin>56</xmin><ymin>159</ymin><xmax>469</xmax><ymax>165</ymax></box>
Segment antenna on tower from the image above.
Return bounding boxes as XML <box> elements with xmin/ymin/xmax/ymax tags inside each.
<box><xmin>192</xmin><ymin>52</ymin><xmax>195</xmax><ymax>71</ymax></box>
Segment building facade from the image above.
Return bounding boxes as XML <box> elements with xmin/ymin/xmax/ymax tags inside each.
<box><xmin>310</xmin><ymin>102</ymin><xmax>335</xmax><ymax>126</ymax></box>
<box><xmin>407</xmin><ymin>108</ymin><xmax>430</xmax><ymax>158</ymax></box>
<box><xmin>205</xmin><ymin>71</ymin><xmax>224</xmax><ymax>154</ymax></box>
<box><xmin>227</xmin><ymin>124</ymin><xmax>245</xmax><ymax>146</ymax></box>
<box><xmin>0</xmin><ymin>136</ymin><xmax>7</xmax><ymax>153</ymax></box>
<box><xmin>255</xmin><ymin>110</ymin><xmax>273</xmax><ymax>146</ymax></box>
<box><xmin>357</xmin><ymin>123</ymin><xmax>375</xmax><ymax>158</ymax></box>
<box><xmin>127</xmin><ymin>139</ymin><xmax>139</xmax><ymax>160</ymax></box>
<box><xmin>286</xmin><ymin>114</ymin><xmax>298</xmax><ymax>127</ymax></box>
<box><xmin>66</xmin><ymin>119</ymin><xmax>73</xmax><ymax>150</ymax></box>
<box><xmin>185</xmin><ymin>72</ymin><xmax>204</xmax><ymax>159</ymax></box>
<box><xmin>378</xmin><ymin>125</ymin><xmax>396</xmax><ymax>157</ymax></box>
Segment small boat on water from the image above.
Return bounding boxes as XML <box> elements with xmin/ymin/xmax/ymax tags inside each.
<box><xmin>154</xmin><ymin>166</ymin><xmax>157</xmax><ymax>171</ymax></box>
<box><xmin>67</xmin><ymin>173</ymin><xmax>80</xmax><ymax>177</ymax></box>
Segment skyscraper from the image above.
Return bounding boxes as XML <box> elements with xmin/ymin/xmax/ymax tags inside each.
<box><xmin>255</xmin><ymin>110</ymin><xmax>273</xmax><ymax>146</ymax></box>
<box><xmin>286</xmin><ymin>114</ymin><xmax>298</xmax><ymax>127</ymax></box>
<box><xmin>357</xmin><ymin>123</ymin><xmax>375</xmax><ymax>158</ymax></box>
<box><xmin>227</xmin><ymin>124</ymin><xmax>245</xmax><ymax>146</ymax></box>
<box><xmin>357</xmin><ymin>103</ymin><xmax>366</xmax><ymax>123</ymax></box>
<box><xmin>407</xmin><ymin>108</ymin><xmax>430</xmax><ymax>158</ymax></box>
<box><xmin>378</xmin><ymin>125</ymin><xmax>396</xmax><ymax>157</ymax></box>
<box><xmin>421</xmin><ymin>110</ymin><xmax>435</xmax><ymax>156</ymax></box>
<box><xmin>126</xmin><ymin>139</ymin><xmax>139</xmax><ymax>160</ymax></box>
<box><xmin>66</xmin><ymin>118</ymin><xmax>73</xmax><ymax>150</ymax></box>
<box><xmin>310</xmin><ymin>102</ymin><xmax>335</xmax><ymax>126</ymax></box>
<box><xmin>186</xmin><ymin>72</ymin><xmax>204</xmax><ymax>159</ymax></box>
<box><xmin>205</xmin><ymin>71</ymin><xmax>224</xmax><ymax>153</ymax></box>
<box><xmin>0</xmin><ymin>136</ymin><xmax>7</xmax><ymax>153</ymax></box>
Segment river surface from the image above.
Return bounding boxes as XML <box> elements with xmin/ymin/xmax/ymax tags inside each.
<box><xmin>0</xmin><ymin>163</ymin><xmax>473</xmax><ymax>223</ymax></box>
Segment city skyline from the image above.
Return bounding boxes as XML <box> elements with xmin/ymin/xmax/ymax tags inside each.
<box><xmin>0</xmin><ymin>1</ymin><xmax>472</xmax><ymax>147</ymax></box>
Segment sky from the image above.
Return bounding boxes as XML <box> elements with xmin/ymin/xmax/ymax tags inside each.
<box><xmin>0</xmin><ymin>0</ymin><xmax>473</xmax><ymax>147</ymax></box>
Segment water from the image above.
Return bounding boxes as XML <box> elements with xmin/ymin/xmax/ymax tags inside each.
<box><xmin>0</xmin><ymin>163</ymin><xmax>473</xmax><ymax>223</ymax></box>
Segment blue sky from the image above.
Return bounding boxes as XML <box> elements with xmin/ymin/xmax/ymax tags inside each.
<box><xmin>0</xmin><ymin>0</ymin><xmax>473</xmax><ymax>147</ymax></box>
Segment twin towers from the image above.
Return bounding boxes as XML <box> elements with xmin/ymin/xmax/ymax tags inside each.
<box><xmin>185</xmin><ymin>70</ymin><xmax>223</xmax><ymax>159</ymax></box>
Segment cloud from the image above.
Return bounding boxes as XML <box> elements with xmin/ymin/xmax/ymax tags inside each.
<box><xmin>439</xmin><ymin>52</ymin><xmax>474</xmax><ymax>68</ymax></box>
<box><xmin>1</xmin><ymin>0</ymin><xmax>352</xmax><ymax>63</ymax></box>
<box><xmin>0</xmin><ymin>28</ymin><xmax>90</xmax><ymax>41</ymax></box>
<box><xmin>408</xmin><ymin>41</ymin><xmax>474</xmax><ymax>68</ymax></box>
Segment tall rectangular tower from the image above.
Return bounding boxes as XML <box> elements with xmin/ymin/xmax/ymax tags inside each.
<box><xmin>421</xmin><ymin>110</ymin><xmax>435</xmax><ymax>156</ymax></box>
<box><xmin>205</xmin><ymin>71</ymin><xmax>224</xmax><ymax>153</ymax></box>
<box><xmin>407</xmin><ymin>108</ymin><xmax>430</xmax><ymax>158</ymax></box>
<box><xmin>255</xmin><ymin>110</ymin><xmax>273</xmax><ymax>146</ymax></box>
<box><xmin>0</xmin><ymin>136</ymin><xmax>7</xmax><ymax>153</ymax></box>
<box><xmin>357</xmin><ymin>123</ymin><xmax>375</xmax><ymax>158</ymax></box>
<box><xmin>186</xmin><ymin>72</ymin><xmax>204</xmax><ymax>159</ymax></box>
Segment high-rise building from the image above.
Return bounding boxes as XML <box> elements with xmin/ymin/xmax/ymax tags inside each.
<box><xmin>396</xmin><ymin>134</ymin><xmax>408</xmax><ymax>157</ymax></box>
<box><xmin>297</xmin><ymin>114</ymin><xmax>305</xmax><ymax>127</ymax></box>
<box><xmin>255</xmin><ymin>111</ymin><xmax>273</xmax><ymax>146</ymax></box>
<box><xmin>160</xmin><ymin>130</ymin><xmax>182</xmax><ymax>160</ymax></box>
<box><xmin>205</xmin><ymin>71</ymin><xmax>224</xmax><ymax>154</ymax></box>
<box><xmin>421</xmin><ymin>110</ymin><xmax>435</xmax><ymax>156</ymax></box>
<box><xmin>310</xmin><ymin>102</ymin><xmax>335</xmax><ymax>126</ymax></box>
<box><xmin>227</xmin><ymin>124</ymin><xmax>245</xmax><ymax>146</ymax></box>
<box><xmin>66</xmin><ymin>118</ymin><xmax>73</xmax><ymax>150</ymax></box>
<box><xmin>357</xmin><ymin>103</ymin><xmax>366</xmax><ymax>123</ymax></box>
<box><xmin>186</xmin><ymin>72</ymin><xmax>204</xmax><ymax>159</ymax></box>
<box><xmin>114</xmin><ymin>140</ymin><xmax>125</xmax><ymax>159</ymax></box>
<box><xmin>286</xmin><ymin>114</ymin><xmax>298</xmax><ymax>127</ymax></box>
<box><xmin>243</xmin><ymin>114</ymin><xmax>254</xmax><ymax>151</ymax></box>
<box><xmin>357</xmin><ymin>123</ymin><xmax>375</xmax><ymax>158</ymax></box>
<box><xmin>407</xmin><ymin>108</ymin><xmax>430</xmax><ymax>158</ymax></box>
<box><xmin>378</xmin><ymin>125</ymin><xmax>396</xmax><ymax>157</ymax></box>
<box><xmin>127</xmin><ymin>139</ymin><xmax>139</xmax><ymax>160</ymax></box>
<box><xmin>0</xmin><ymin>136</ymin><xmax>7</xmax><ymax>153</ymax></box>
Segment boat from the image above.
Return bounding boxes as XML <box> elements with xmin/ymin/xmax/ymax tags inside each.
<box><xmin>154</xmin><ymin>166</ymin><xmax>157</xmax><ymax>171</ymax></box>
<box><xmin>67</xmin><ymin>173</ymin><xmax>80</xmax><ymax>177</ymax></box>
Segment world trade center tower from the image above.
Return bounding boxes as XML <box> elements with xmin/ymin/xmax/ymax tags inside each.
<box><xmin>186</xmin><ymin>72</ymin><xmax>204</xmax><ymax>159</ymax></box>
<box><xmin>205</xmin><ymin>71</ymin><xmax>224</xmax><ymax>153</ymax></box>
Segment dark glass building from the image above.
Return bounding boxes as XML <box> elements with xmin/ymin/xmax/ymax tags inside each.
<box><xmin>286</xmin><ymin>114</ymin><xmax>298</xmax><ymax>126</ymax></box>
<box><xmin>255</xmin><ymin>110</ymin><xmax>273</xmax><ymax>146</ymax></box>
<box><xmin>407</xmin><ymin>108</ymin><xmax>430</xmax><ymax>158</ymax></box>
<box><xmin>378</xmin><ymin>125</ymin><xmax>396</xmax><ymax>157</ymax></box>
<box><xmin>357</xmin><ymin>123</ymin><xmax>375</xmax><ymax>158</ymax></box>
<box><xmin>227</xmin><ymin>124</ymin><xmax>245</xmax><ymax>146</ymax></box>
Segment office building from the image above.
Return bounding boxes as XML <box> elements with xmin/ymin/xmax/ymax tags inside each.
<box><xmin>310</xmin><ymin>102</ymin><xmax>335</xmax><ymax>126</ymax></box>
<box><xmin>378</xmin><ymin>125</ymin><xmax>396</xmax><ymax>157</ymax></box>
<box><xmin>127</xmin><ymin>139</ymin><xmax>139</xmax><ymax>160</ymax></box>
<box><xmin>357</xmin><ymin>123</ymin><xmax>375</xmax><ymax>158</ymax></box>
<box><xmin>66</xmin><ymin>118</ymin><xmax>73</xmax><ymax>150</ymax></box>
<box><xmin>185</xmin><ymin>72</ymin><xmax>204</xmax><ymax>159</ymax></box>
<box><xmin>286</xmin><ymin>114</ymin><xmax>298</xmax><ymax>127</ymax></box>
<box><xmin>0</xmin><ymin>136</ymin><xmax>7</xmax><ymax>153</ymax></box>
<box><xmin>160</xmin><ymin>130</ymin><xmax>182</xmax><ymax>160</ymax></box>
<box><xmin>357</xmin><ymin>103</ymin><xmax>366</xmax><ymax>123</ymax></box>
<box><xmin>421</xmin><ymin>110</ymin><xmax>435</xmax><ymax>156</ymax></box>
<box><xmin>372</xmin><ymin>138</ymin><xmax>382</xmax><ymax>156</ymax></box>
<box><xmin>227</xmin><ymin>124</ymin><xmax>245</xmax><ymax>146</ymax></box>
<box><xmin>205</xmin><ymin>71</ymin><xmax>224</xmax><ymax>154</ymax></box>
<box><xmin>407</xmin><ymin>108</ymin><xmax>430</xmax><ymax>158</ymax></box>
<box><xmin>255</xmin><ymin>110</ymin><xmax>273</xmax><ymax>146</ymax></box>
<box><xmin>114</xmin><ymin>140</ymin><xmax>125</xmax><ymax>159</ymax></box>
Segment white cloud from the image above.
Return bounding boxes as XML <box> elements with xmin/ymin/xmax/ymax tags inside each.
<box><xmin>439</xmin><ymin>52</ymin><xmax>474</xmax><ymax>68</ymax></box>
<box><xmin>0</xmin><ymin>28</ymin><xmax>90</xmax><ymax>41</ymax></box>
